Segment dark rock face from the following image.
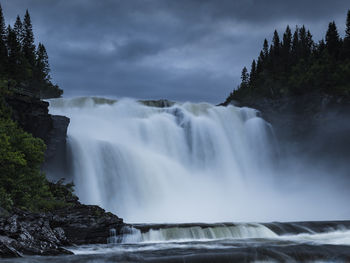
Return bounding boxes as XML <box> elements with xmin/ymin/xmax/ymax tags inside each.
<box><xmin>226</xmin><ymin>93</ymin><xmax>350</xmax><ymax>162</ymax></box>
<box><xmin>5</xmin><ymin>95</ymin><xmax>53</xmax><ymax>142</ymax></box>
<box><xmin>43</xmin><ymin>115</ymin><xmax>70</xmax><ymax>181</ymax></box>
<box><xmin>45</xmin><ymin>115</ymin><xmax>70</xmax><ymax>160</ymax></box>
<box><xmin>0</xmin><ymin>203</ymin><xmax>124</xmax><ymax>258</ymax></box>
<box><xmin>51</xmin><ymin>205</ymin><xmax>124</xmax><ymax>245</ymax></box>
<box><xmin>5</xmin><ymin>94</ymin><xmax>70</xmax><ymax>170</ymax></box>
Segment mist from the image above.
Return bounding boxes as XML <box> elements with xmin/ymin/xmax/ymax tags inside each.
<box><xmin>46</xmin><ymin>97</ymin><xmax>350</xmax><ymax>223</ymax></box>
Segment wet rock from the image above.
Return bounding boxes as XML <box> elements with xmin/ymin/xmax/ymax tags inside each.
<box><xmin>0</xmin><ymin>202</ymin><xmax>125</xmax><ymax>258</ymax></box>
<box><xmin>140</xmin><ymin>99</ymin><xmax>175</xmax><ymax>108</ymax></box>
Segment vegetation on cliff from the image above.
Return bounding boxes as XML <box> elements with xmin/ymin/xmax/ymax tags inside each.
<box><xmin>0</xmin><ymin>5</ymin><xmax>71</xmax><ymax>212</ymax></box>
<box><xmin>224</xmin><ymin>10</ymin><xmax>350</xmax><ymax>104</ymax></box>
<box><xmin>0</xmin><ymin>4</ymin><xmax>62</xmax><ymax>99</ymax></box>
<box><xmin>0</xmin><ymin>94</ymin><xmax>74</xmax><ymax>212</ymax></box>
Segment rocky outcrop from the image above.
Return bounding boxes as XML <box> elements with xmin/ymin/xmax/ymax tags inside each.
<box><xmin>1</xmin><ymin>95</ymin><xmax>127</xmax><ymax>258</ymax></box>
<box><xmin>5</xmin><ymin>94</ymin><xmax>70</xmax><ymax>165</ymax></box>
<box><xmin>0</xmin><ymin>201</ymin><xmax>124</xmax><ymax>258</ymax></box>
<box><xmin>5</xmin><ymin>95</ymin><xmax>53</xmax><ymax>142</ymax></box>
<box><xmin>140</xmin><ymin>99</ymin><xmax>175</xmax><ymax>108</ymax></box>
<box><xmin>224</xmin><ymin>93</ymin><xmax>350</xmax><ymax>162</ymax></box>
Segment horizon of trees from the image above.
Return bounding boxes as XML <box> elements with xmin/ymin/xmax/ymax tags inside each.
<box><xmin>225</xmin><ymin>10</ymin><xmax>350</xmax><ymax>103</ymax></box>
<box><xmin>0</xmin><ymin>4</ymin><xmax>62</xmax><ymax>99</ymax></box>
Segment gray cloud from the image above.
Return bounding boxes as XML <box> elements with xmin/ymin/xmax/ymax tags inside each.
<box><xmin>1</xmin><ymin>0</ymin><xmax>349</xmax><ymax>102</ymax></box>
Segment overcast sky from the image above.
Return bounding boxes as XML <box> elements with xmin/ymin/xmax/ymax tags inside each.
<box><xmin>1</xmin><ymin>0</ymin><xmax>349</xmax><ymax>103</ymax></box>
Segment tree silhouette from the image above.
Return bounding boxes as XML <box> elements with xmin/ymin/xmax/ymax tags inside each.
<box><xmin>225</xmin><ymin>10</ymin><xmax>350</xmax><ymax>103</ymax></box>
<box><xmin>14</xmin><ymin>15</ymin><xmax>24</xmax><ymax>45</ymax></box>
<box><xmin>343</xmin><ymin>10</ymin><xmax>350</xmax><ymax>59</ymax></box>
<box><xmin>241</xmin><ymin>67</ymin><xmax>249</xmax><ymax>88</ymax></box>
<box><xmin>0</xmin><ymin>7</ymin><xmax>63</xmax><ymax>98</ymax></box>
<box><xmin>6</xmin><ymin>26</ymin><xmax>24</xmax><ymax>82</ymax></box>
<box><xmin>22</xmin><ymin>10</ymin><xmax>36</xmax><ymax>73</ymax></box>
<box><xmin>326</xmin><ymin>21</ymin><xmax>341</xmax><ymax>58</ymax></box>
<box><xmin>0</xmin><ymin>4</ymin><xmax>7</xmax><ymax>78</ymax></box>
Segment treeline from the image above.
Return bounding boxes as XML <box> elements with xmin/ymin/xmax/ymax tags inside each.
<box><xmin>0</xmin><ymin>4</ymin><xmax>62</xmax><ymax>99</ymax></box>
<box><xmin>0</xmin><ymin>5</ymin><xmax>70</xmax><ymax>212</ymax></box>
<box><xmin>225</xmin><ymin>10</ymin><xmax>350</xmax><ymax>102</ymax></box>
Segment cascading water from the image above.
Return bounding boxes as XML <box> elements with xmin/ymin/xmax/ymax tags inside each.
<box><xmin>48</xmin><ymin>97</ymin><xmax>276</xmax><ymax>222</ymax></box>
<box><xmin>117</xmin><ymin>223</ymin><xmax>278</xmax><ymax>243</ymax></box>
<box><xmin>47</xmin><ymin>97</ymin><xmax>349</xmax><ymax>223</ymax></box>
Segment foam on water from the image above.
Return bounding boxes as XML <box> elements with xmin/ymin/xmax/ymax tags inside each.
<box><xmin>48</xmin><ymin>97</ymin><xmax>350</xmax><ymax>223</ymax></box>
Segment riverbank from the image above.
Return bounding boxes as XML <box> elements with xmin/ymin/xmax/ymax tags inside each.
<box><xmin>0</xmin><ymin>194</ymin><xmax>124</xmax><ymax>258</ymax></box>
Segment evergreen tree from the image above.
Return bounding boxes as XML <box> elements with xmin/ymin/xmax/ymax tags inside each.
<box><xmin>249</xmin><ymin>60</ymin><xmax>257</xmax><ymax>86</ymax></box>
<box><xmin>0</xmin><ymin>6</ymin><xmax>62</xmax><ymax>98</ymax></box>
<box><xmin>346</xmin><ymin>10</ymin><xmax>350</xmax><ymax>39</ymax></box>
<box><xmin>240</xmin><ymin>67</ymin><xmax>249</xmax><ymax>88</ymax></box>
<box><xmin>272</xmin><ymin>30</ymin><xmax>280</xmax><ymax>56</ymax></box>
<box><xmin>22</xmin><ymin>10</ymin><xmax>36</xmax><ymax>68</ymax></box>
<box><xmin>14</xmin><ymin>15</ymin><xmax>24</xmax><ymax>46</ymax></box>
<box><xmin>298</xmin><ymin>26</ymin><xmax>313</xmax><ymax>58</ymax></box>
<box><xmin>6</xmin><ymin>26</ymin><xmax>24</xmax><ymax>82</ymax></box>
<box><xmin>306</xmin><ymin>31</ymin><xmax>314</xmax><ymax>53</ymax></box>
<box><xmin>282</xmin><ymin>25</ymin><xmax>292</xmax><ymax>54</ymax></box>
<box><xmin>257</xmin><ymin>53</ymin><xmax>263</xmax><ymax>73</ymax></box>
<box><xmin>291</xmin><ymin>27</ymin><xmax>299</xmax><ymax>60</ymax></box>
<box><xmin>35</xmin><ymin>43</ymin><xmax>50</xmax><ymax>82</ymax></box>
<box><xmin>343</xmin><ymin>10</ymin><xmax>350</xmax><ymax>59</ymax></box>
<box><xmin>263</xmin><ymin>39</ymin><xmax>269</xmax><ymax>58</ymax></box>
<box><xmin>0</xmin><ymin>4</ymin><xmax>7</xmax><ymax>77</ymax></box>
<box><xmin>325</xmin><ymin>21</ymin><xmax>341</xmax><ymax>58</ymax></box>
<box><xmin>225</xmin><ymin>11</ymin><xmax>350</xmax><ymax>103</ymax></box>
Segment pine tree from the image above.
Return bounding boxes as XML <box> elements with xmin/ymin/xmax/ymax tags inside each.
<box><xmin>263</xmin><ymin>39</ymin><xmax>269</xmax><ymax>58</ymax></box>
<box><xmin>343</xmin><ymin>10</ymin><xmax>350</xmax><ymax>59</ymax></box>
<box><xmin>241</xmin><ymin>67</ymin><xmax>249</xmax><ymax>88</ymax></box>
<box><xmin>346</xmin><ymin>10</ymin><xmax>350</xmax><ymax>39</ymax></box>
<box><xmin>257</xmin><ymin>52</ymin><xmax>263</xmax><ymax>73</ymax></box>
<box><xmin>22</xmin><ymin>10</ymin><xmax>36</xmax><ymax>68</ymax></box>
<box><xmin>325</xmin><ymin>21</ymin><xmax>341</xmax><ymax>58</ymax></box>
<box><xmin>299</xmin><ymin>26</ymin><xmax>309</xmax><ymax>57</ymax></box>
<box><xmin>306</xmin><ymin>31</ymin><xmax>314</xmax><ymax>53</ymax></box>
<box><xmin>272</xmin><ymin>30</ymin><xmax>280</xmax><ymax>56</ymax></box>
<box><xmin>281</xmin><ymin>26</ymin><xmax>292</xmax><ymax>70</ymax></box>
<box><xmin>282</xmin><ymin>26</ymin><xmax>292</xmax><ymax>54</ymax></box>
<box><xmin>35</xmin><ymin>43</ymin><xmax>50</xmax><ymax>82</ymax></box>
<box><xmin>14</xmin><ymin>15</ymin><xmax>24</xmax><ymax>46</ymax></box>
<box><xmin>249</xmin><ymin>60</ymin><xmax>257</xmax><ymax>86</ymax></box>
<box><xmin>291</xmin><ymin>27</ymin><xmax>299</xmax><ymax>60</ymax></box>
<box><xmin>0</xmin><ymin>4</ymin><xmax>7</xmax><ymax>77</ymax></box>
<box><xmin>6</xmin><ymin>26</ymin><xmax>24</xmax><ymax>82</ymax></box>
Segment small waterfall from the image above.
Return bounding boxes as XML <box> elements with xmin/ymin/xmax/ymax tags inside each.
<box><xmin>111</xmin><ymin>223</ymin><xmax>278</xmax><ymax>244</ymax></box>
<box><xmin>48</xmin><ymin>97</ymin><xmax>280</xmax><ymax>223</ymax></box>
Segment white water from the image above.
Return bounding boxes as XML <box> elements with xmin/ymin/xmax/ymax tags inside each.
<box><xmin>48</xmin><ymin>97</ymin><xmax>349</xmax><ymax>223</ymax></box>
<box><xmin>117</xmin><ymin>224</ymin><xmax>278</xmax><ymax>243</ymax></box>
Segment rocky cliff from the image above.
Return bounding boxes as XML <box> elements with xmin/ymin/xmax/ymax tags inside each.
<box><xmin>0</xmin><ymin>95</ymin><xmax>127</xmax><ymax>258</ymax></box>
<box><xmin>5</xmin><ymin>94</ymin><xmax>70</xmax><ymax>168</ymax></box>
<box><xmin>223</xmin><ymin>93</ymin><xmax>350</xmax><ymax>167</ymax></box>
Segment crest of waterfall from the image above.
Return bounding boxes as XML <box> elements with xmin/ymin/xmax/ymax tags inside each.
<box><xmin>48</xmin><ymin>97</ymin><xmax>281</xmax><ymax>223</ymax></box>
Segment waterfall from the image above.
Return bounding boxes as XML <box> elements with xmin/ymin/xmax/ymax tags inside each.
<box><xmin>117</xmin><ymin>223</ymin><xmax>278</xmax><ymax>243</ymax></box>
<box><xmin>47</xmin><ymin>97</ymin><xmax>280</xmax><ymax>223</ymax></box>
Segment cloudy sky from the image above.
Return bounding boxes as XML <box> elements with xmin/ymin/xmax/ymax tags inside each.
<box><xmin>2</xmin><ymin>0</ymin><xmax>349</xmax><ymax>103</ymax></box>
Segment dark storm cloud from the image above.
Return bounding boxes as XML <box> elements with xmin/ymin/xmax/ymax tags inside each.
<box><xmin>1</xmin><ymin>0</ymin><xmax>349</xmax><ymax>102</ymax></box>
